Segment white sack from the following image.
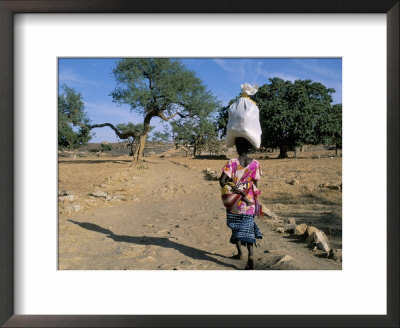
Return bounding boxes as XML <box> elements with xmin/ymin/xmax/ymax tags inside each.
<box><xmin>226</xmin><ymin>97</ymin><xmax>262</xmax><ymax>149</ymax></box>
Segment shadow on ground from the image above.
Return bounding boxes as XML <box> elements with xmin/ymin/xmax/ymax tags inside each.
<box><xmin>68</xmin><ymin>219</ymin><xmax>238</xmax><ymax>270</ymax></box>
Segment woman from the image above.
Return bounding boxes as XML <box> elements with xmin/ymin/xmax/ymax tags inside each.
<box><xmin>220</xmin><ymin>137</ymin><xmax>263</xmax><ymax>270</ymax></box>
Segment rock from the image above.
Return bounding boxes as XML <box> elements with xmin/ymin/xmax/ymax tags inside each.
<box><xmin>203</xmin><ymin>168</ymin><xmax>219</xmax><ymax>181</ymax></box>
<box><xmin>325</xmin><ymin>184</ymin><xmax>341</xmax><ymax>191</ymax></box>
<box><xmin>263</xmin><ymin>207</ymin><xmax>278</xmax><ymax>220</ymax></box>
<box><xmin>285</xmin><ymin>218</ymin><xmax>296</xmax><ymax>225</ymax></box>
<box><xmin>306</xmin><ymin>230</ymin><xmax>328</xmax><ymax>245</ymax></box>
<box><xmin>73</xmin><ymin>204</ymin><xmax>81</xmax><ymax>212</ymax></box>
<box><xmin>58</xmin><ymin>190</ymin><xmax>74</xmax><ymax>197</ymax></box>
<box><xmin>286</xmin><ymin>179</ymin><xmax>299</xmax><ymax>185</ymax></box>
<box><xmin>89</xmin><ymin>190</ymin><xmax>108</xmax><ymax>198</ymax></box>
<box><xmin>318</xmin><ymin>240</ymin><xmax>331</xmax><ymax>253</ymax></box>
<box><xmin>180</xmin><ymin>260</ymin><xmax>192</xmax><ymax>265</ymax></box>
<box><xmin>294</xmin><ymin>223</ymin><xmax>307</xmax><ymax>235</ymax></box>
<box><xmin>306</xmin><ymin>226</ymin><xmax>319</xmax><ymax>237</ymax></box>
<box><xmin>276</xmin><ymin>227</ymin><xmax>286</xmax><ymax>233</ymax></box>
<box><xmin>271</xmin><ymin>255</ymin><xmax>292</xmax><ymax>267</ymax></box>
<box><xmin>328</xmin><ymin>248</ymin><xmax>342</xmax><ymax>262</ymax></box>
<box><xmin>59</xmin><ymin>195</ymin><xmax>74</xmax><ymax>202</ymax></box>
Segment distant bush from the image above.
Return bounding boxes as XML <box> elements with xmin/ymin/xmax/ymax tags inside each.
<box><xmin>89</xmin><ymin>148</ymin><xmax>98</xmax><ymax>153</ymax></box>
<box><xmin>100</xmin><ymin>143</ymin><xmax>113</xmax><ymax>152</ymax></box>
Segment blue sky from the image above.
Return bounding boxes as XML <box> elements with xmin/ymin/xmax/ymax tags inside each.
<box><xmin>58</xmin><ymin>58</ymin><xmax>342</xmax><ymax>143</ymax></box>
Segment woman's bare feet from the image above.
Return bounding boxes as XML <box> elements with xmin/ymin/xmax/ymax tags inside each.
<box><xmin>245</xmin><ymin>256</ymin><xmax>255</xmax><ymax>270</ymax></box>
<box><xmin>231</xmin><ymin>253</ymin><xmax>243</xmax><ymax>260</ymax></box>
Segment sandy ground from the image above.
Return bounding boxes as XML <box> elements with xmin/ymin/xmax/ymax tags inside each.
<box><xmin>58</xmin><ymin>151</ymin><xmax>342</xmax><ymax>270</ymax></box>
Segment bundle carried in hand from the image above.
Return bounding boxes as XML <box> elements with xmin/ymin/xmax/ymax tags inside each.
<box><xmin>225</xmin><ymin>83</ymin><xmax>262</xmax><ymax>149</ymax></box>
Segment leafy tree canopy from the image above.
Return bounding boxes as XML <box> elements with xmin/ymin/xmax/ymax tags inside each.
<box><xmin>58</xmin><ymin>85</ymin><xmax>92</xmax><ymax>149</ymax></box>
<box><xmin>111</xmin><ymin>58</ymin><xmax>220</xmax><ymax>121</ymax></box>
<box><xmin>254</xmin><ymin>78</ymin><xmax>337</xmax><ymax>158</ymax></box>
<box><xmin>108</xmin><ymin>58</ymin><xmax>221</xmax><ymax>161</ymax></box>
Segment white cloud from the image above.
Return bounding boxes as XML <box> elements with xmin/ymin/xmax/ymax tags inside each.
<box><xmin>293</xmin><ymin>59</ymin><xmax>341</xmax><ymax>79</ymax></box>
<box><xmin>59</xmin><ymin>69</ymin><xmax>102</xmax><ymax>87</ymax></box>
<box><xmin>214</xmin><ymin>59</ymin><xmax>301</xmax><ymax>85</ymax></box>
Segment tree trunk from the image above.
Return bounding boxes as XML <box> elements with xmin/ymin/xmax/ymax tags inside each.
<box><xmin>294</xmin><ymin>147</ymin><xmax>298</xmax><ymax>158</ymax></box>
<box><xmin>278</xmin><ymin>145</ymin><xmax>288</xmax><ymax>159</ymax></box>
<box><xmin>132</xmin><ymin>114</ymin><xmax>152</xmax><ymax>163</ymax></box>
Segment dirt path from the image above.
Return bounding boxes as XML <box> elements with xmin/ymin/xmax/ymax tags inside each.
<box><xmin>59</xmin><ymin>157</ymin><xmax>341</xmax><ymax>270</ymax></box>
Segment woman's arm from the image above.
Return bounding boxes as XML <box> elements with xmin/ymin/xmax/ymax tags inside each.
<box><xmin>219</xmin><ymin>172</ymin><xmax>230</xmax><ymax>188</ymax></box>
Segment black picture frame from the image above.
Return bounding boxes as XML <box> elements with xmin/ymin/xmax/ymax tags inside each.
<box><xmin>0</xmin><ymin>1</ymin><xmax>398</xmax><ymax>327</ymax></box>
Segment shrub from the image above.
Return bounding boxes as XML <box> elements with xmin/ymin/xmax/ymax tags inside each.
<box><xmin>100</xmin><ymin>143</ymin><xmax>113</xmax><ymax>152</ymax></box>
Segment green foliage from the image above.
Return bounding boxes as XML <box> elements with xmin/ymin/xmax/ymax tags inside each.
<box><xmin>216</xmin><ymin>98</ymin><xmax>238</xmax><ymax>138</ymax></box>
<box><xmin>58</xmin><ymin>85</ymin><xmax>92</xmax><ymax>149</ymax></box>
<box><xmin>254</xmin><ymin>78</ymin><xmax>338</xmax><ymax>157</ymax></box>
<box><xmin>171</xmin><ymin>117</ymin><xmax>221</xmax><ymax>155</ymax></box>
<box><xmin>100</xmin><ymin>143</ymin><xmax>113</xmax><ymax>152</ymax></box>
<box><xmin>116</xmin><ymin>122</ymin><xmax>154</xmax><ymax>141</ymax></box>
<box><xmin>316</xmin><ymin>103</ymin><xmax>342</xmax><ymax>150</ymax></box>
<box><xmin>109</xmin><ymin>59</ymin><xmax>220</xmax><ymax>160</ymax></box>
<box><xmin>111</xmin><ymin>59</ymin><xmax>221</xmax><ymax>119</ymax></box>
<box><xmin>152</xmin><ymin>131</ymin><xmax>170</xmax><ymax>142</ymax></box>
<box><xmin>116</xmin><ymin>122</ymin><xmax>153</xmax><ymax>136</ymax></box>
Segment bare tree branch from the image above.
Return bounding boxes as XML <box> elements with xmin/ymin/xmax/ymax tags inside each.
<box><xmin>88</xmin><ymin>123</ymin><xmax>140</xmax><ymax>139</ymax></box>
<box><xmin>158</xmin><ymin>112</ymin><xmax>179</xmax><ymax>121</ymax></box>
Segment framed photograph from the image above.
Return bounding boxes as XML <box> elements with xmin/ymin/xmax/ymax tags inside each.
<box><xmin>1</xmin><ymin>0</ymin><xmax>398</xmax><ymax>327</ymax></box>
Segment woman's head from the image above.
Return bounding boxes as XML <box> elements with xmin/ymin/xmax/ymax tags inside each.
<box><xmin>235</xmin><ymin>137</ymin><xmax>253</xmax><ymax>155</ymax></box>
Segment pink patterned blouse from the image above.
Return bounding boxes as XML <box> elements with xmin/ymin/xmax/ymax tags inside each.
<box><xmin>221</xmin><ymin>158</ymin><xmax>262</xmax><ymax>215</ymax></box>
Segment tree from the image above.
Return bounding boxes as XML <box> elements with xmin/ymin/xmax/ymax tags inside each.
<box><xmin>97</xmin><ymin>58</ymin><xmax>221</xmax><ymax>162</ymax></box>
<box><xmin>115</xmin><ymin>122</ymin><xmax>154</xmax><ymax>156</ymax></box>
<box><xmin>171</xmin><ymin>116</ymin><xmax>220</xmax><ymax>156</ymax></box>
<box><xmin>152</xmin><ymin>131</ymin><xmax>170</xmax><ymax>142</ymax></box>
<box><xmin>254</xmin><ymin>78</ymin><xmax>336</xmax><ymax>158</ymax></box>
<box><xmin>216</xmin><ymin>98</ymin><xmax>238</xmax><ymax>138</ymax></box>
<box><xmin>58</xmin><ymin>85</ymin><xmax>92</xmax><ymax>149</ymax></box>
<box><xmin>316</xmin><ymin>103</ymin><xmax>342</xmax><ymax>156</ymax></box>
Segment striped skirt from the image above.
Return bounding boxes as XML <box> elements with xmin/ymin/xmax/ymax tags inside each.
<box><xmin>226</xmin><ymin>210</ymin><xmax>262</xmax><ymax>246</ymax></box>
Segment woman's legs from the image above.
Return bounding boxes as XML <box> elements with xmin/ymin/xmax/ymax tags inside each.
<box><xmin>245</xmin><ymin>243</ymin><xmax>255</xmax><ymax>269</ymax></box>
<box><xmin>232</xmin><ymin>241</ymin><xmax>243</xmax><ymax>259</ymax></box>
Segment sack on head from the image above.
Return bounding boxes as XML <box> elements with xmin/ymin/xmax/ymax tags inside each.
<box><xmin>226</xmin><ymin>83</ymin><xmax>262</xmax><ymax>149</ymax></box>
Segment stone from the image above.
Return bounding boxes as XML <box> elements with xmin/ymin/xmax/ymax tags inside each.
<box><xmin>318</xmin><ymin>240</ymin><xmax>331</xmax><ymax>253</ymax></box>
<box><xmin>287</xmin><ymin>179</ymin><xmax>299</xmax><ymax>185</ymax></box>
<box><xmin>271</xmin><ymin>255</ymin><xmax>292</xmax><ymax>267</ymax></box>
<box><xmin>285</xmin><ymin>218</ymin><xmax>296</xmax><ymax>225</ymax></box>
<box><xmin>89</xmin><ymin>190</ymin><xmax>108</xmax><ymax>198</ymax></box>
<box><xmin>276</xmin><ymin>227</ymin><xmax>286</xmax><ymax>233</ymax></box>
<box><xmin>328</xmin><ymin>248</ymin><xmax>342</xmax><ymax>262</ymax></box>
<box><xmin>263</xmin><ymin>207</ymin><xmax>278</xmax><ymax>220</ymax></box>
<box><xmin>73</xmin><ymin>204</ymin><xmax>81</xmax><ymax>212</ymax></box>
<box><xmin>306</xmin><ymin>226</ymin><xmax>319</xmax><ymax>237</ymax></box>
<box><xmin>59</xmin><ymin>195</ymin><xmax>74</xmax><ymax>202</ymax></box>
<box><xmin>58</xmin><ymin>190</ymin><xmax>73</xmax><ymax>197</ymax></box>
<box><xmin>203</xmin><ymin>168</ymin><xmax>219</xmax><ymax>181</ymax></box>
<box><xmin>181</xmin><ymin>260</ymin><xmax>192</xmax><ymax>265</ymax></box>
<box><xmin>294</xmin><ymin>223</ymin><xmax>308</xmax><ymax>236</ymax></box>
<box><xmin>306</xmin><ymin>230</ymin><xmax>328</xmax><ymax>245</ymax></box>
<box><xmin>325</xmin><ymin>184</ymin><xmax>341</xmax><ymax>191</ymax></box>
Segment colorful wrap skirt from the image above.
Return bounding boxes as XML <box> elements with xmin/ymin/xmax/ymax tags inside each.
<box><xmin>226</xmin><ymin>210</ymin><xmax>262</xmax><ymax>246</ymax></box>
